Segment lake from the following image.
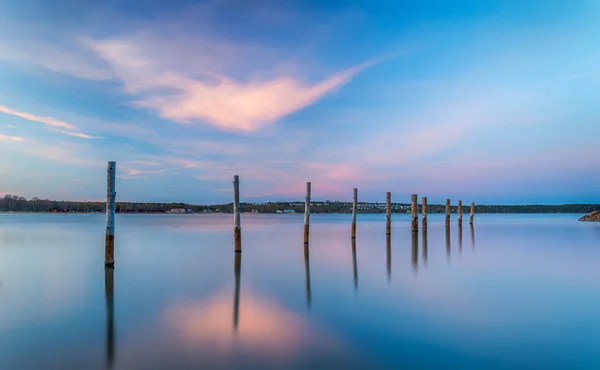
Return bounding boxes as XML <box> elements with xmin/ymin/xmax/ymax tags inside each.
<box><xmin>1</xmin><ymin>213</ymin><xmax>599</xmax><ymax>369</ymax></box>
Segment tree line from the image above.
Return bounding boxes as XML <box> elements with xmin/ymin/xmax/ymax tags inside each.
<box><xmin>0</xmin><ymin>195</ymin><xmax>597</xmax><ymax>214</ymax></box>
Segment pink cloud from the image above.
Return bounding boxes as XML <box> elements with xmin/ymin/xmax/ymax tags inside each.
<box><xmin>85</xmin><ymin>38</ymin><xmax>375</xmax><ymax>131</ymax></box>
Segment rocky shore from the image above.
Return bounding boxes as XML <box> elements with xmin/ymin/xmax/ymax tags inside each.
<box><xmin>579</xmin><ymin>210</ymin><xmax>600</xmax><ymax>222</ymax></box>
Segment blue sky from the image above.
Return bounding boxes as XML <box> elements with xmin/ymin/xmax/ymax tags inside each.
<box><xmin>0</xmin><ymin>0</ymin><xmax>598</xmax><ymax>204</ymax></box>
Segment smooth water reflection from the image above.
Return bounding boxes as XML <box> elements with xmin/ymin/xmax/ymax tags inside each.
<box><xmin>1</xmin><ymin>213</ymin><xmax>600</xmax><ymax>369</ymax></box>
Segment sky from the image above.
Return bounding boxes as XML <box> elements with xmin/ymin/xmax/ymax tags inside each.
<box><xmin>0</xmin><ymin>0</ymin><xmax>599</xmax><ymax>205</ymax></box>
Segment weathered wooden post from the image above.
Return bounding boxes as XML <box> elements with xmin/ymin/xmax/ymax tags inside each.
<box><xmin>470</xmin><ymin>223</ymin><xmax>475</xmax><ymax>250</ymax></box>
<box><xmin>422</xmin><ymin>196</ymin><xmax>427</xmax><ymax>230</ymax></box>
<box><xmin>385</xmin><ymin>192</ymin><xmax>391</xmax><ymax>235</ymax></box>
<box><xmin>233</xmin><ymin>252</ymin><xmax>241</xmax><ymax>330</ymax></box>
<box><xmin>105</xmin><ymin>161</ymin><xmax>116</xmax><ymax>267</ymax></box>
<box><xmin>386</xmin><ymin>234</ymin><xmax>391</xmax><ymax>281</ymax></box>
<box><xmin>233</xmin><ymin>175</ymin><xmax>241</xmax><ymax>252</ymax></box>
<box><xmin>351</xmin><ymin>188</ymin><xmax>358</xmax><ymax>239</ymax></box>
<box><xmin>385</xmin><ymin>191</ymin><xmax>392</xmax><ymax>235</ymax></box>
<box><xmin>304</xmin><ymin>244</ymin><xmax>311</xmax><ymax>308</ymax></box>
<box><xmin>458</xmin><ymin>200</ymin><xmax>463</xmax><ymax>227</ymax></box>
<box><xmin>445</xmin><ymin>199</ymin><xmax>451</xmax><ymax>228</ymax></box>
<box><xmin>470</xmin><ymin>202</ymin><xmax>475</xmax><ymax>225</ymax></box>
<box><xmin>411</xmin><ymin>194</ymin><xmax>418</xmax><ymax>232</ymax></box>
<box><xmin>304</xmin><ymin>182</ymin><xmax>311</xmax><ymax>244</ymax></box>
<box><xmin>105</xmin><ymin>266</ymin><xmax>114</xmax><ymax>368</ymax></box>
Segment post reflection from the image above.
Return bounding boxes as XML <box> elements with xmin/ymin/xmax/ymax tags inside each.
<box><xmin>422</xmin><ymin>229</ymin><xmax>428</xmax><ymax>266</ymax></box>
<box><xmin>458</xmin><ymin>224</ymin><xmax>463</xmax><ymax>255</ymax></box>
<box><xmin>304</xmin><ymin>244</ymin><xmax>311</xmax><ymax>309</ymax></box>
<box><xmin>446</xmin><ymin>227</ymin><xmax>451</xmax><ymax>261</ymax></box>
<box><xmin>105</xmin><ymin>267</ymin><xmax>115</xmax><ymax>369</ymax></box>
<box><xmin>352</xmin><ymin>238</ymin><xmax>358</xmax><ymax>291</ymax></box>
<box><xmin>470</xmin><ymin>224</ymin><xmax>475</xmax><ymax>251</ymax></box>
<box><xmin>411</xmin><ymin>231</ymin><xmax>418</xmax><ymax>273</ymax></box>
<box><xmin>386</xmin><ymin>234</ymin><xmax>391</xmax><ymax>282</ymax></box>
<box><xmin>233</xmin><ymin>253</ymin><xmax>241</xmax><ymax>331</ymax></box>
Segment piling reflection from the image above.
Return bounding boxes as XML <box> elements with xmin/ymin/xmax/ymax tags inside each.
<box><xmin>386</xmin><ymin>234</ymin><xmax>391</xmax><ymax>282</ymax></box>
<box><xmin>233</xmin><ymin>253</ymin><xmax>241</xmax><ymax>331</ymax></box>
<box><xmin>422</xmin><ymin>229</ymin><xmax>428</xmax><ymax>266</ymax></box>
<box><xmin>446</xmin><ymin>227</ymin><xmax>451</xmax><ymax>260</ymax></box>
<box><xmin>304</xmin><ymin>244</ymin><xmax>311</xmax><ymax>309</ymax></box>
<box><xmin>351</xmin><ymin>238</ymin><xmax>358</xmax><ymax>291</ymax></box>
<box><xmin>411</xmin><ymin>232</ymin><xmax>418</xmax><ymax>273</ymax></box>
<box><xmin>105</xmin><ymin>267</ymin><xmax>115</xmax><ymax>369</ymax></box>
<box><xmin>470</xmin><ymin>224</ymin><xmax>475</xmax><ymax>250</ymax></box>
<box><xmin>458</xmin><ymin>224</ymin><xmax>463</xmax><ymax>255</ymax></box>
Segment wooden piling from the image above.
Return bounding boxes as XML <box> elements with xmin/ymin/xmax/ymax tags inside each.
<box><xmin>105</xmin><ymin>266</ymin><xmax>114</xmax><ymax>368</ymax></box>
<box><xmin>105</xmin><ymin>161</ymin><xmax>116</xmax><ymax>267</ymax></box>
<box><xmin>458</xmin><ymin>200</ymin><xmax>463</xmax><ymax>227</ymax></box>
<box><xmin>411</xmin><ymin>194</ymin><xmax>418</xmax><ymax>232</ymax></box>
<box><xmin>233</xmin><ymin>175</ymin><xmax>241</xmax><ymax>252</ymax></box>
<box><xmin>351</xmin><ymin>188</ymin><xmax>358</xmax><ymax>239</ymax></box>
<box><xmin>470</xmin><ymin>223</ymin><xmax>475</xmax><ymax>250</ymax></box>
<box><xmin>421</xmin><ymin>196</ymin><xmax>427</xmax><ymax>230</ymax></box>
<box><xmin>304</xmin><ymin>182</ymin><xmax>311</xmax><ymax>244</ymax></box>
<box><xmin>233</xmin><ymin>252</ymin><xmax>241</xmax><ymax>330</ymax></box>
<box><xmin>445</xmin><ymin>199</ymin><xmax>451</xmax><ymax>228</ymax></box>
<box><xmin>385</xmin><ymin>192</ymin><xmax>391</xmax><ymax>235</ymax></box>
<box><xmin>470</xmin><ymin>202</ymin><xmax>475</xmax><ymax>225</ymax></box>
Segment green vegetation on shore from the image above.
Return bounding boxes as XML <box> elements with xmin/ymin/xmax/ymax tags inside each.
<box><xmin>0</xmin><ymin>195</ymin><xmax>597</xmax><ymax>214</ymax></box>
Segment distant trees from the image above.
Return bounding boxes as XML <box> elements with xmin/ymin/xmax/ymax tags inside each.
<box><xmin>0</xmin><ymin>195</ymin><xmax>596</xmax><ymax>214</ymax></box>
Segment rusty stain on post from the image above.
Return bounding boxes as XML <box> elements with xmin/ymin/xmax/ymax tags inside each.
<box><xmin>304</xmin><ymin>182</ymin><xmax>311</xmax><ymax>244</ymax></box>
<box><xmin>458</xmin><ymin>200</ymin><xmax>463</xmax><ymax>227</ymax></box>
<box><xmin>422</xmin><ymin>196</ymin><xmax>427</xmax><ymax>230</ymax></box>
<box><xmin>233</xmin><ymin>175</ymin><xmax>241</xmax><ymax>252</ymax></box>
<box><xmin>470</xmin><ymin>202</ymin><xmax>475</xmax><ymax>225</ymax></box>
<box><xmin>105</xmin><ymin>266</ymin><xmax>114</xmax><ymax>369</ymax></box>
<box><xmin>445</xmin><ymin>199</ymin><xmax>451</xmax><ymax>228</ymax></box>
<box><xmin>233</xmin><ymin>252</ymin><xmax>241</xmax><ymax>331</ymax></box>
<box><xmin>385</xmin><ymin>192</ymin><xmax>391</xmax><ymax>235</ymax></box>
<box><xmin>105</xmin><ymin>161</ymin><xmax>116</xmax><ymax>267</ymax></box>
<box><xmin>351</xmin><ymin>188</ymin><xmax>358</xmax><ymax>239</ymax></box>
<box><xmin>411</xmin><ymin>194</ymin><xmax>418</xmax><ymax>232</ymax></box>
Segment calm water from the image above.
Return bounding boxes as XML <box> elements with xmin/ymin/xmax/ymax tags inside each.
<box><xmin>1</xmin><ymin>213</ymin><xmax>600</xmax><ymax>369</ymax></box>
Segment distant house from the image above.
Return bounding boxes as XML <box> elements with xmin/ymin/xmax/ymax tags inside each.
<box><xmin>276</xmin><ymin>210</ymin><xmax>283</xmax><ymax>213</ymax></box>
<box><xmin>283</xmin><ymin>209</ymin><xmax>296</xmax><ymax>213</ymax></box>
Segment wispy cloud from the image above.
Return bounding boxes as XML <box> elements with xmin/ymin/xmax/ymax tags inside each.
<box><xmin>0</xmin><ymin>133</ymin><xmax>25</xmax><ymax>142</ymax></box>
<box><xmin>0</xmin><ymin>105</ymin><xmax>76</xmax><ymax>130</ymax></box>
<box><xmin>0</xmin><ymin>105</ymin><xmax>100</xmax><ymax>139</ymax></box>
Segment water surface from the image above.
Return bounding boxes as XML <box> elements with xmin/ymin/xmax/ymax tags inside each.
<box><xmin>1</xmin><ymin>213</ymin><xmax>599</xmax><ymax>369</ymax></box>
